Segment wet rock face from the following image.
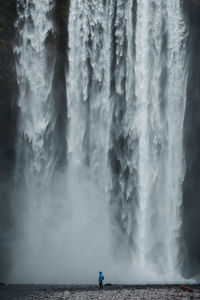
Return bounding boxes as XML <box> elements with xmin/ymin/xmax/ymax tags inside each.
<box><xmin>0</xmin><ymin>0</ymin><xmax>18</xmax><ymax>178</ymax></box>
<box><xmin>50</xmin><ymin>0</ymin><xmax>70</xmax><ymax>169</ymax></box>
<box><xmin>190</xmin><ymin>0</ymin><xmax>200</xmax><ymax>6</ymax></box>
<box><xmin>182</xmin><ymin>0</ymin><xmax>200</xmax><ymax>278</ymax></box>
<box><xmin>0</xmin><ymin>0</ymin><xmax>18</xmax><ymax>282</ymax></box>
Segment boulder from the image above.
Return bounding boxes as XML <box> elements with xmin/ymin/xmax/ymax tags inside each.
<box><xmin>104</xmin><ymin>283</ymin><xmax>112</xmax><ymax>287</ymax></box>
<box><xmin>180</xmin><ymin>285</ymin><xmax>194</xmax><ymax>293</ymax></box>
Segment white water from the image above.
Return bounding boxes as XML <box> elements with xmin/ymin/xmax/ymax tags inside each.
<box><xmin>11</xmin><ymin>0</ymin><xmax>188</xmax><ymax>283</ymax></box>
<box><xmin>11</xmin><ymin>0</ymin><xmax>68</xmax><ymax>283</ymax></box>
<box><xmin>133</xmin><ymin>0</ymin><xmax>187</xmax><ymax>281</ymax></box>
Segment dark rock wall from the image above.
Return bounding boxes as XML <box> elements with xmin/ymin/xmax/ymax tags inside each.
<box><xmin>51</xmin><ymin>0</ymin><xmax>70</xmax><ymax>169</ymax></box>
<box><xmin>0</xmin><ymin>1</ymin><xmax>17</xmax><ymax>176</ymax></box>
<box><xmin>0</xmin><ymin>0</ymin><xmax>18</xmax><ymax>281</ymax></box>
<box><xmin>182</xmin><ymin>0</ymin><xmax>200</xmax><ymax>279</ymax></box>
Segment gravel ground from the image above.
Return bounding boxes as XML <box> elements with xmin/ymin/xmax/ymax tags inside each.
<box><xmin>0</xmin><ymin>285</ymin><xmax>199</xmax><ymax>300</ymax></box>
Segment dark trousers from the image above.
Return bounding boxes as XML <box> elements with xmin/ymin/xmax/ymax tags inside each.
<box><xmin>99</xmin><ymin>280</ymin><xmax>103</xmax><ymax>290</ymax></box>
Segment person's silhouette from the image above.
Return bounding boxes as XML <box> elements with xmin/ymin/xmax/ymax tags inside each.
<box><xmin>98</xmin><ymin>271</ymin><xmax>104</xmax><ymax>290</ymax></box>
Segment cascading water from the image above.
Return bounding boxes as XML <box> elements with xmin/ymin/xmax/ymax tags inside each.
<box><xmin>132</xmin><ymin>0</ymin><xmax>187</xmax><ymax>280</ymax></box>
<box><xmin>11</xmin><ymin>0</ymin><xmax>188</xmax><ymax>283</ymax></box>
<box><xmin>15</xmin><ymin>0</ymin><xmax>56</xmax><ymax>187</ymax></box>
<box><xmin>67</xmin><ymin>0</ymin><xmax>187</xmax><ymax>282</ymax></box>
<box><xmin>11</xmin><ymin>0</ymin><xmax>69</xmax><ymax>282</ymax></box>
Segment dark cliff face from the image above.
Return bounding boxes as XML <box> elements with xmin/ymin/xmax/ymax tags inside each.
<box><xmin>0</xmin><ymin>0</ymin><xmax>17</xmax><ymax>281</ymax></box>
<box><xmin>182</xmin><ymin>0</ymin><xmax>200</xmax><ymax>278</ymax></box>
<box><xmin>0</xmin><ymin>0</ymin><xmax>17</xmax><ymax>176</ymax></box>
<box><xmin>51</xmin><ymin>0</ymin><xmax>70</xmax><ymax>169</ymax></box>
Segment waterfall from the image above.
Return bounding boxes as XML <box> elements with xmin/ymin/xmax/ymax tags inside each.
<box><xmin>11</xmin><ymin>0</ymin><xmax>187</xmax><ymax>283</ymax></box>
<box><xmin>67</xmin><ymin>0</ymin><xmax>187</xmax><ymax>282</ymax></box>
<box><xmin>14</xmin><ymin>0</ymin><xmax>62</xmax><ymax>189</ymax></box>
<box><xmin>133</xmin><ymin>0</ymin><xmax>187</xmax><ymax>280</ymax></box>
<box><xmin>11</xmin><ymin>0</ymin><xmax>68</xmax><ymax>283</ymax></box>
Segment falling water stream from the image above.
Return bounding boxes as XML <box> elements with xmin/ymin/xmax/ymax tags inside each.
<box><xmin>11</xmin><ymin>0</ymin><xmax>188</xmax><ymax>283</ymax></box>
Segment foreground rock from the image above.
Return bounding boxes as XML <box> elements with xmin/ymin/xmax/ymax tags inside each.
<box><xmin>180</xmin><ymin>285</ymin><xmax>194</xmax><ymax>293</ymax></box>
<box><xmin>0</xmin><ymin>285</ymin><xmax>199</xmax><ymax>300</ymax></box>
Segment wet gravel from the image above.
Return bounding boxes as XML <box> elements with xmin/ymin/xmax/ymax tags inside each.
<box><xmin>0</xmin><ymin>285</ymin><xmax>200</xmax><ymax>300</ymax></box>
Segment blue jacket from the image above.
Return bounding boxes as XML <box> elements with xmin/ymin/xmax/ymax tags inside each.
<box><xmin>99</xmin><ymin>272</ymin><xmax>104</xmax><ymax>281</ymax></box>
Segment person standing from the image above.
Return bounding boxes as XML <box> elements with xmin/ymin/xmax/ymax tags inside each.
<box><xmin>98</xmin><ymin>271</ymin><xmax>104</xmax><ymax>290</ymax></box>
